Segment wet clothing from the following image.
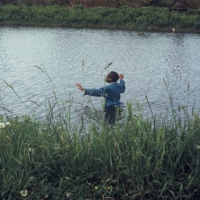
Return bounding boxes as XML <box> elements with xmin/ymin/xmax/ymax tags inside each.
<box><xmin>84</xmin><ymin>80</ymin><xmax>125</xmax><ymax>123</ymax></box>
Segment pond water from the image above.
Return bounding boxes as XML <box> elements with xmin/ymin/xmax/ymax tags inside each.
<box><xmin>1</xmin><ymin>26</ymin><xmax>200</xmax><ymax>122</ymax></box>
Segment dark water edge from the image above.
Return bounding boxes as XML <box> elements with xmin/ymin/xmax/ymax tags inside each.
<box><xmin>1</xmin><ymin>23</ymin><xmax>200</xmax><ymax>35</ymax></box>
<box><xmin>1</xmin><ymin>20</ymin><xmax>200</xmax><ymax>34</ymax></box>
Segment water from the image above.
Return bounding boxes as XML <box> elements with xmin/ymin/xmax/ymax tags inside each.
<box><xmin>1</xmin><ymin>26</ymin><xmax>200</xmax><ymax>121</ymax></box>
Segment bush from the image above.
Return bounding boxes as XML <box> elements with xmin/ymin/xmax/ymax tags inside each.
<box><xmin>72</xmin><ymin>4</ymin><xmax>84</xmax><ymax>10</ymax></box>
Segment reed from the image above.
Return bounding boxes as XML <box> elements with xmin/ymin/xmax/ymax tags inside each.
<box><xmin>0</xmin><ymin>111</ymin><xmax>199</xmax><ymax>199</ymax></box>
<box><xmin>1</xmin><ymin>90</ymin><xmax>200</xmax><ymax>199</ymax></box>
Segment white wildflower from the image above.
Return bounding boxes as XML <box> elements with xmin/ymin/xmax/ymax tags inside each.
<box><xmin>195</xmin><ymin>145</ymin><xmax>200</xmax><ymax>150</ymax></box>
<box><xmin>28</xmin><ymin>148</ymin><xmax>35</xmax><ymax>154</ymax></box>
<box><xmin>0</xmin><ymin>122</ymin><xmax>5</xmax><ymax>128</ymax></box>
<box><xmin>20</xmin><ymin>190</ymin><xmax>28</xmax><ymax>197</ymax></box>
<box><xmin>66</xmin><ymin>193</ymin><xmax>71</xmax><ymax>198</ymax></box>
<box><xmin>5</xmin><ymin>122</ymin><xmax>11</xmax><ymax>126</ymax></box>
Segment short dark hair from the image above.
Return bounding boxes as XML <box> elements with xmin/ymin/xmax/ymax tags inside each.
<box><xmin>108</xmin><ymin>71</ymin><xmax>119</xmax><ymax>82</ymax></box>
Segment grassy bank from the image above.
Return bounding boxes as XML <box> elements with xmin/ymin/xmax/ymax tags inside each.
<box><xmin>1</xmin><ymin>0</ymin><xmax>200</xmax><ymax>9</ymax></box>
<box><xmin>0</xmin><ymin>4</ymin><xmax>200</xmax><ymax>32</ymax></box>
<box><xmin>1</xmin><ymin>67</ymin><xmax>200</xmax><ymax>199</ymax></box>
<box><xmin>1</xmin><ymin>102</ymin><xmax>200</xmax><ymax>199</ymax></box>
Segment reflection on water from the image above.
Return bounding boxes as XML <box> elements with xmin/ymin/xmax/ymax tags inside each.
<box><xmin>1</xmin><ymin>26</ymin><xmax>200</xmax><ymax>121</ymax></box>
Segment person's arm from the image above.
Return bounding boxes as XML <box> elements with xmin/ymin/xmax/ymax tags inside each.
<box><xmin>119</xmin><ymin>74</ymin><xmax>126</xmax><ymax>93</ymax></box>
<box><xmin>119</xmin><ymin>74</ymin><xmax>124</xmax><ymax>80</ymax></box>
<box><xmin>119</xmin><ymin>79</ymin><xmax>126</xmax><ymax>93</ymax></box>
<box><xmin>76</xmin><ymin>83</ymin><xmax>85</xmax><ymax>92</ymax></box>
<box><xmin>85</xmin><ymin>87</ymin><xmax>106</xmax><ymax>97</ymax></box>
<box><xmin>76</xmin><ymin>83</ymin><xmax>106</xmax><ymax>97</ymax></box>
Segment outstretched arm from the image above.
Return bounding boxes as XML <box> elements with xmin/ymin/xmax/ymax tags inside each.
<box><xmin>76</xmin><ymin>83</ymin><xmax>106</xmax><ymax>97</ymax></box>
<box><xmin>76</xmin><ymin>83</ymin><xmax>85</xmax><ymax>91</ymax></box>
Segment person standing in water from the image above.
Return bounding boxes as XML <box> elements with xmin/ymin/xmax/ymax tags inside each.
<box><xmin>76</xmin><ymin>71</ymin><xmax>125</xmax><ymax>124</ymax></box>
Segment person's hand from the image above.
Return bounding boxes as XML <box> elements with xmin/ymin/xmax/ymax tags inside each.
<box><xmin>76</xmin><ymin>83</ymin><xmax>84</xmax><ymax>91</ymax></box>
<box><xmin>119</xmin><ymin>74</ymin><xmax>124</xmax><ymax>80</ymax></box>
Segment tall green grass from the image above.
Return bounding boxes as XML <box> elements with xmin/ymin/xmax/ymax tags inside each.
<box><xmin>1</xmin><ymin>66</ymin><xmax>200</xmax><ymax>199</ymax></box>
<box><xmin>1</xmin><ymin>103</ymin><xmax>200</xmax><ymax>199</ymax></box>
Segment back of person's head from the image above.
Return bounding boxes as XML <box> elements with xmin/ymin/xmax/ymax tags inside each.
<box><xmin>106</xmin><ymin>71</ymin><xmax>119</xmax><ymax>83</ymax></box>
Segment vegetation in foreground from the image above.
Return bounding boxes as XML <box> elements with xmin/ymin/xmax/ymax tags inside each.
<box><xmin>0</xmin><ymin>101</ymin><xmax>200</xmax><ymax>199</ymax></box>
<box><xmin>1</xmin><ymin>66</ymin><xmax>200</xmax><ymax>199</ymax></box>
<box><xmin>0</xmin><ymin>4</ymin><xmax>200</xmax><ymax>32</ymax></box>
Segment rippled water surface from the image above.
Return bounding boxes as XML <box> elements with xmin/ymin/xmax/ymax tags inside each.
<box><xmin>1</xmin><ymin>26</ymin><xmax>200</xmax><ymax>120</ymax></box>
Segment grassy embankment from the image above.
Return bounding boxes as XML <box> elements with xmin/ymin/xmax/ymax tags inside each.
<box><xmin>1</xmin><ymin>97</ymin><xmax>200</xmax><ymax>199</ymax></box>
<box><xmin>1</xmin><ymin>67</ymin><xmax>200</xmax><ymax>199</ymax></box>
<box><xmin>0</xmin><ymin>4</ymin><xmax>200</xmax><ymax>32</ymax></box>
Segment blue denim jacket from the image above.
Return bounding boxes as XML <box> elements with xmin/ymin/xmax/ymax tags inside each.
<box><xmin>84</xmin><ymin>80</ymin><xmax>125</xmax><ymax>108</ymax></box>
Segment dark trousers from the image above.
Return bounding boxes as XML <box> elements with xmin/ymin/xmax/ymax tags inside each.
<box><xmin>105</xmin><ymin>106</ymin><xmax>121</xmax><ymax>124</ymax></box>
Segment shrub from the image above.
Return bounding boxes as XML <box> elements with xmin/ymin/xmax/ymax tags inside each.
<box><xmin>72</xmin><ymin>4</ymin><xmax>85</xmax><ymax>10</ymax></box>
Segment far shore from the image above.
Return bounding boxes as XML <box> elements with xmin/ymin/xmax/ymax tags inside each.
<box><xmin>0</xmin><ymin>5</ymin><xmax>200</xmax><ymax>33</ymax></box>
